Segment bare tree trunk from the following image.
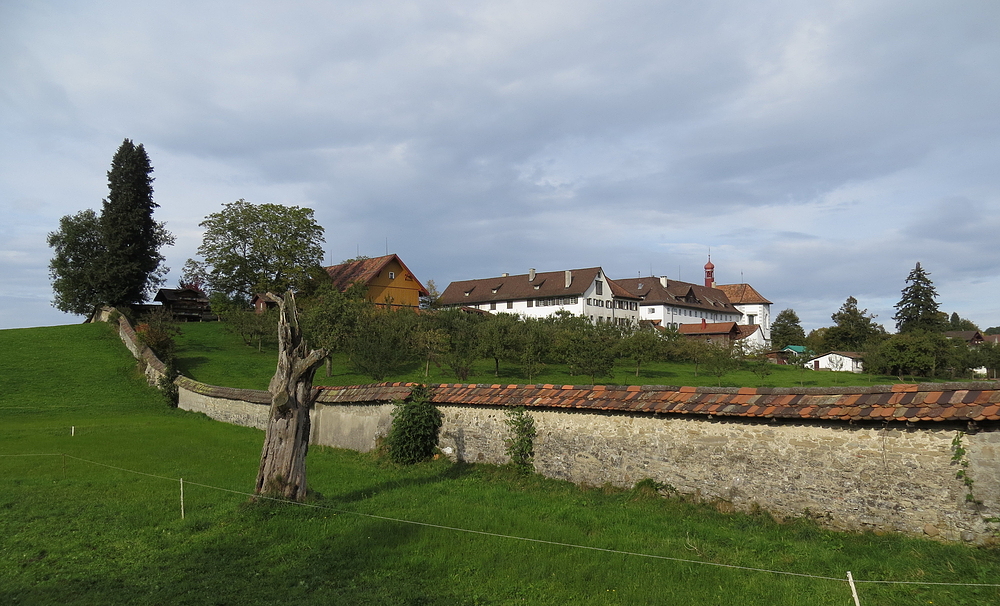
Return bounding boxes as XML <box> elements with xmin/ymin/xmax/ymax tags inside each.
<box><xmin>255</xmin><ymin>292</ymin><xmax>327</xmax><ymax>501</ymax></box>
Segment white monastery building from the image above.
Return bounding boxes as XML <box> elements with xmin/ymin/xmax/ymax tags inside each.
<box><xmin>439</xmin><ymin>267</ymin><xmax>641</xmax><ymax>325</ymax></box>
<box><xmin>440</xmin><ymin>258</ymin><xmax>773</xmax><ymax>342</ymax></box>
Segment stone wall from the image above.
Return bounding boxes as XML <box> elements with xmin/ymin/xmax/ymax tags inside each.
<box><xmin>97</xmin><ymin>308</ymin><xmax>1000</xmax><ymax>543</ymax></box>
<box><xmin>170</xmin><ymin>378</ymin><xmax>1000</xmax><ymax>543</ymax></box>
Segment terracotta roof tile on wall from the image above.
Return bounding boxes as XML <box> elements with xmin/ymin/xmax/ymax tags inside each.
<box><xmin>312</xmin><ymin>381</ymin><xmax>1000</xmax><ymax>425</ymax></box>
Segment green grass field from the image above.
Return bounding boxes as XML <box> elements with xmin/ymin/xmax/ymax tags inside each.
<box><xmin>3</xmin><ymin>323</ymin><xmax>1000</xmax><ymax>605</ymax></box>
<box><xmin>173</xmin><ymin>322</ymin><xmax>904</xmax><ymax>390</ymax></box>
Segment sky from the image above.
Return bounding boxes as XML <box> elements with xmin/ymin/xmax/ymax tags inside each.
<box><xmin>3</xmin><ymin>0</ymin><xmax>999</xmax><ymax>332</ymax></box>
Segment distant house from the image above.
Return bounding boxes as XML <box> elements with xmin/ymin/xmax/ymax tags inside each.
<box><xmin>765</xmin><ymin>345</ymin><xmax>811</xmax><ymax>365</ymax></box>
<box><xmin>807</xmin><ymin>351</ymin><xmax>864</xmax><ymax>373</ymax></box>
<box><xmin>324</xmin><ymin>254</ymin><xmax>428</xmax><ymax>310</ymax></box>
<box><xmin>440</xmin><ymin>267</ymin><xmax>641</xmax><ymax>325</ymax></box>
<box><xmin>153</xmin><ymin>287</ymin><xmax>213</xmax><ymax>321</ymax></box>
<box><xmin>676</xmin><ymin>320</ymin><xmax>765</xmax><ymax>349</ymax></box>
<box><xmin>944</xmin><ymin>331</ymin><xmax>985</xmax><ymax>346</ymax></box>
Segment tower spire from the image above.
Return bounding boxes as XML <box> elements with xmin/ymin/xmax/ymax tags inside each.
<box><xmin>704</xmin><ymin>254</ymin><xmax>715</xmax><ymax>288</ymax></box>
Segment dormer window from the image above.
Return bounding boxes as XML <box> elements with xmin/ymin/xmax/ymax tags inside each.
<box><xmin>389</xmin><ymin>272</ymin><xmax>395</xmax><ymax>279</ymax></box>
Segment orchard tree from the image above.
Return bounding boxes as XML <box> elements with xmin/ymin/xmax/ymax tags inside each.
<box><xmin>48</xmin><ymin>139</ymin><xmax>173</xmax><ymax>315</ymax></box>
<box><xmin>186</xmin><ymin>199</ymin><xmax>325</xmax><ymax>304</ymax></box>
<box><xmin>617</xmin><ymin>325</ymin><xmax>665</xmax><ymax>377</ymax></box>
<box><xmin>770</xmin><ymin>309</ymin><xmax>806</xmax><ymax>350</ymax></box>
<box><xmin>824</xmin><ymin>296</ymin><xmax>885</xmax><ymax>352</ymax></box>
<box><xmin>477</xmin><ymin>313</ymin><xmax>521</xmax><ymax>376</ymax></box>
<box><xmin>893</xmin><ymin>262</ymin><xmax>946</xmax><ymax>333</ymax></box>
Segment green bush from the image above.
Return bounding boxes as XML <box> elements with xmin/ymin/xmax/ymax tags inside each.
<box><xmin>504</xmin><ymin>406</ymin><xmax>536</xmax><ymax>474</ymax></box>
<box><xmin>387</xmin><ymin>385</ymin><xmax>442</xmax><ymax>464</ymax></box>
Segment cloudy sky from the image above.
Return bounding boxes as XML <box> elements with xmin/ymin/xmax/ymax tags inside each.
<box><xmin>3</xmin><ymin>0</ymin><xmax>999</xmax><ymax>332</ymax></box>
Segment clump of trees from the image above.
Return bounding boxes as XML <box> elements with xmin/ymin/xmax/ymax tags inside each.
<box><xmin>48</xmin><ymin>139</ymin><xmax>174</xmax><ymax>315</ymax></box>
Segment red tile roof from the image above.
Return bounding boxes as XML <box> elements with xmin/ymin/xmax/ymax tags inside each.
<box><xmin>181</xmin><ymin>378</ymin><xmax>1000</xmax><ymax>425</ymax></box>
<box><xmin>439</xmin><ymin>267</ymin><xmax>638</xmax><ymax>306</ymax></box>
<box><xmin>715</xmin><ymin>283</ymin><xmax>772</xmax><ymax>305</ymax></box>
<box><xmin>614</xmin><ymin>277</ymin><xmax>738</xmax><ymax>314</ymax></box>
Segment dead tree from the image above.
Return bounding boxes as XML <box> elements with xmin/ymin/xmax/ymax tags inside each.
<box><xmin>255</xmin><ymin>291</ymin><xmax>327</xmax><ymax>501</ymax></box>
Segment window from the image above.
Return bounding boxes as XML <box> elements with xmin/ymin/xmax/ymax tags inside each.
<box><xmin>507</xmin><ymin>300</ymin><xmax>513</xmax><ymax>309</ymax></box>
<box><xmin>389</xmin><ymin>272</ymin><xmax>395</xmax><ymax>279</ymax></box>
<box><xmin>490</xmin><ymin>302</ymin><xmax>496</xmax><ymax>310</ymax></box>
<box><xmin>527</xmin><ymin>300</ymin><xmax>533</xmax><ymax>307</ymax></box>
<box><xmin>647</xmin><ymin>307</ymin><xmax>654</xmax><ymax>314</ymax></box>
<box><xmin>748</xmin><ymin>314</ymin><xmax>756</xmax><ymax>324</ymax></box>
<box><xmin>595</xmin><ymin>281</ymin><xmax>603</xmax><ymax>295</ymax></box>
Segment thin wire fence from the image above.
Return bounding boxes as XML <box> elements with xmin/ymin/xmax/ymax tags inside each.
<box><xmin>3</xmin><ymin>452</ymin><xmax>999</xmax><ymax>597</ymax></box>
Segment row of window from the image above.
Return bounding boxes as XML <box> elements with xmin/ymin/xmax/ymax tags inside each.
<box><xmin>487</xmin><ymin>297</ymin><xmax>581</xmax><ymax>310</ymax></box>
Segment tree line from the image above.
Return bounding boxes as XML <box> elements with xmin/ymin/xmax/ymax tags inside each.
<box><xmin>768</xmin><ymin>263</ymin><xmax>1000</xmax><ymax>379</ymax></box>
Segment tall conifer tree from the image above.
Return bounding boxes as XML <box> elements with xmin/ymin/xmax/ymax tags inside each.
<box><xmin>893</xmin><ymin>262</ymin><xmax>945</xmax><ymax>333</ymax></box>
<box><xmin>99</xmin><ymin>139</ymin><xmax>171</xmax><ymax>307</ymax></box>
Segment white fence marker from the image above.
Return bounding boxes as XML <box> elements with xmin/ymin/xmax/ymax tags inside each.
<box><xmin>180</xmin><ymin>478</ymin><xmax>185</xmax><ymax>519</ymax></box>
<box><xmin>847</xmin><ymin>571</ymin><xmax>861</xmax><ymax>606</ymax></box>
<box><xmin>71</xmin><ymin>426</ymin><xmax>75</xmax><ymax>437</ymax></box>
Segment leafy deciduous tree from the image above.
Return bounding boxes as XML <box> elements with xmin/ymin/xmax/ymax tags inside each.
<box><xmin>824</xmin><ymin>297</ymin><xmax>885</xmax><ymax>352</ymax></box>
<box><xmin>617</xmin><ymin>325</ymin><xmax>665</xmax><ymax>377</ymax></box>
<box><xmin>477</xmin><ymin>313</ymin><xmax>521</xmax><ymax>376</ymax></box>
<box><xmin>186</xmin><ymin>199</ymin><xmax>325</xmax><ymax>304</ymax></box>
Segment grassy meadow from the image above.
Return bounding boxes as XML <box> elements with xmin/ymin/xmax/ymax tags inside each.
<box><xmin>173</xmin><ymin>321</ymin><xmax>903</xmax><ymax>390</ymax></box>
<box><xmin>3</xmin><ymin>322</ymin><xmax>1000</xmax><ymax>605</ymax></box>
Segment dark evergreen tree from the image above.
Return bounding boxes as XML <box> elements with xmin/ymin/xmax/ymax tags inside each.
<box><xmin>824</xmin><ymin>296</ymin><xmax>885</xmax><ymax>352</ymax></box>
<box><xmin>48</xmin><ymin>139</ymin><xmax>172</xmax><ymax>315</ymax></box>
<box><xmin>770</xmin><ymin>308</ymin><xmax>806</xmax><ymax>350</ymax></box>
<box><xmin>948</xmin><ymin>312</ymin><xmax>978</xmax><ymax>332</ymax></box>
<box><xmin>99</xmin><ymin>139</ymin><xmax>172</xmax><ymax>307</ymax></box>
<box><xmin>893</xmin><ymin>262</ymin><xmax>946</xmax><ymax>333</ymax></box>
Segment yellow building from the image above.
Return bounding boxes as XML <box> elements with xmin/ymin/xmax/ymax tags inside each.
<box><xmin>324</xmin><ymin>254</ymin><xmax>428</xmax><ymax>309</ymax></box>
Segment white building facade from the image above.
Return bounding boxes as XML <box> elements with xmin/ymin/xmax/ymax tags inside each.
<box><xmin>440</xmin><ymin>267</ymin><xmax>641</xmax><ymax>325</ymax></box>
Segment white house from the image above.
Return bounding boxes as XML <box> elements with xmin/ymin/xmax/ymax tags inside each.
<box><xmin>807</xmin><ymin>351</ymin><xmax>864</xmax><ymax>373</ymax></box>
<box><xmin>439</xmin><ymin>267</ymin><xmax>641</xmax><ymax>325</ymax></box>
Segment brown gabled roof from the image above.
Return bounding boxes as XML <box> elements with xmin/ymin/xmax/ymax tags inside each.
<box><xmin>735</xmin><ymin>324</ymin><xmax>762</xmax><ymax>340</ymax></box>
<box><xmin>324</xmin><ymin>254</ymin><xmax>428</xmax><ymax>296</ymax></box>
<box><xmin>154</xmin><ymin>287</ymin><xmax>208</xmax><ymax>303</ymax></box>
<box><xmin>715</xmin><ymin>283</ymin><xmax>772</xmax><ymax>305</ymax></box>
<box><xmin>440</xmin><ymin>268</ymin><xmax>637</xmax><ymax>306</ymax></box>
<box><xmin>944</xmin><ymin>331</ymin><xmax>984</xmax><ymax>343</ymax></box>
<box><xmin>615</xmin><ymin>277</ymin><xmax>737</xmax><ymax>313</ymax></box>
<box><xmin>678</xmin><ymin>322</ymin><xmax>739</xmax><ymax>336</ymax></box>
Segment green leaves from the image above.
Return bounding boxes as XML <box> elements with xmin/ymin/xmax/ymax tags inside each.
<box><xmin>387</xmin><ymin>385</ymin><xmax>443</xmax><ymax>465</ymax></box>
<box><xmin>190</xmin><ymin>199</ymin><xmax>325</xmax><ymax>303</ymax></box>
<box><xmin>48</xmin><ymin>139</ymin><xmax>173</xmax><ymax>314</ymax></box>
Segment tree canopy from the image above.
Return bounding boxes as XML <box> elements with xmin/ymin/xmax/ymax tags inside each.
<box><xmin>770</xmin><ymin>308</ymin><xmax>806</xmax><ymax>350</ymax></box>
<box><xmin>48</xmin><ymin>139</ymin><xmax>173</xmax><ymax>315</ymax></box>
<box><xmin>824</xmin><ymin>296</ymin><xmax>885</xmax><ymax>352</ymax></box>
<box><xmin>185</xmin><ymin>199</ymin><xmax>325</xmax><ymax>304</ymax></box>
<box><xmin>893</xmin><ymin>262</ymin><xmax>946</xmax><ymax>333</ymax></box>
